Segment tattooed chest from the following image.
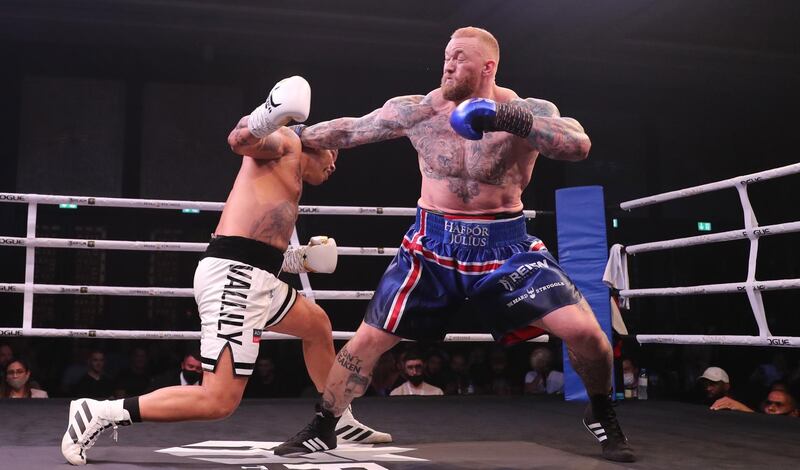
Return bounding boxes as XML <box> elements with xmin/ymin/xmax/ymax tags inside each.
<box><xmin>411</xmin><ymin>124</ymin><xmax>515</xmax><ymax>185</ymax></box>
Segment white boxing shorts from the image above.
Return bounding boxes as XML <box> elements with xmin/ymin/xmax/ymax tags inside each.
<box><xmin>193</xmin><ymin>235</ymin><xmax>297</xmax><ymax>376</ymax></box>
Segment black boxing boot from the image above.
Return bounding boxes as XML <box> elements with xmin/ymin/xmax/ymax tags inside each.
<box><xmin>273</xmin><ymin>403</ymin><xmax>339</xmax><ymax>457</ymax></box>
<box><xmin>583</xmin><ymin>393</ymin><xmax>636</xmax><ymax>462</ymax></box>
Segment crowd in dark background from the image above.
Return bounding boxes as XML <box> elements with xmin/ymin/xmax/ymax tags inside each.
<box><xmin>3</xmin><ymin>334</ymin><xmax>799</xmax><ymax>419</ymax></box>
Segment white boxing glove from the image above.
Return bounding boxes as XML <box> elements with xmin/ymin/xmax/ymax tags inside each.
<box><xmin>282</xmin><ymin>236</ymin><xmax>338</xmax><ymax>274</ymax></box>
<box><xmin>247</xmin><ymin>76</ymin><xmax>311</xmax><ymax>138</ymax></box>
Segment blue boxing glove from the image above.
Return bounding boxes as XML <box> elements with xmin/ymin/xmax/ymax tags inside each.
<box><xmin>450</xmin><ymin>98</ymin><xmax>534</xmax><ymax>140</ymax></box>
<box><xmin>449</xmin><ymin>98</ymin><xmax>497</xmax><ymax>140</ymax></box>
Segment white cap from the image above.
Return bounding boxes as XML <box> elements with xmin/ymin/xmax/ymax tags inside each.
<box><xmin>698</xmin><ymin>367</ymin><xmax>730</xmax><ymax>384</ymax></box>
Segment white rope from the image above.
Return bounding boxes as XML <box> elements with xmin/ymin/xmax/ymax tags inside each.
<box><xmin>636</xmin><ymin>335</ymin><xmax>797</xmax><ymax>348</ymax></box>
<box><xmin>0</xmin><ymin>237</ymin><xmax>400</xmax><ymax>256</ymax></box>
<box><xmin>0</xmin><ymin>192</ymin><xmax>544</xmax><ymax>218</ymax></box>
<box><xmin>0</xmin><ymin>327</ymin><xmax>548</xmax><ymax>343</ymax></box>
<box><xmin>620</xmin><ymin>162</ymin><xmax>800</xmax><ymax>210</ymax></box>
<box><xmin>620</xmin><ymin>278</ymin><xmax>800</xmax><ymax>298</ymax></box>
<box><xmin>0</xmin><ymin>283</ymin><xmax>377</xmax><ymax>300</ymax></box>
<box><xmin>625</xmin><ymin>221</ymin><xmax>800</xmax><ymax>254</ymax></box>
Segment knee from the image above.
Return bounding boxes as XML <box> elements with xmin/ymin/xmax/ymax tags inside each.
<box><xmin>306</xmin><ymin>305</ymin><xmax>333</xmax><ymax>341</ymax></box>
<box><xmin>198</xmin><ymin>388</ymin><xmax>241</xmax><ymax>420</ymax></box>
<box><xmin>565</xmin><ymin>326</ymin><xmax>611</xmax><ymax>353</ymax></box>
<box><xmin>345</xmin><ymin>325</ymin><xmax>396</xmax><ymax>357</ymax></box>
<box><xmin>209</xmin><ymin>395</ymin><xmax>241</xmax><ymax>419</ymax></box>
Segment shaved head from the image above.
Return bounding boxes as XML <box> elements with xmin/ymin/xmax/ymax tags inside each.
<box><xmin>451</xmin><ymin>27</ymin><xmax>500</xmax><ymax>66</ymax></box>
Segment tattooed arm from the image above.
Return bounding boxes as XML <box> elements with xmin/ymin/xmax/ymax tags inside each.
<box><xmin>300</xmin><ymin>95</ymin><xmax>429</xmax><ymax>149</ymax></box>
<box><xmin>519</xmin><ymin>98</ymin><xmax>591</xmax><ymax>162</ymax></box>
<box><xmin>227</xmin><ymin>116</ymin><xmax>299</xmax><ymax>160</ymax></box>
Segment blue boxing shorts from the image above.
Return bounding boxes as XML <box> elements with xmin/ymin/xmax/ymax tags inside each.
<box><xmin>364</xmin><ymin>207</ymin><xmax>583</xmax><ymax>342</ymax></box>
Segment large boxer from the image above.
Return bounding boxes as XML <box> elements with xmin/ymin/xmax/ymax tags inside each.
<box><xmin>275</xmin><ymin>27</ymin><xmax>635</xmax><ymax>463</ymax></box>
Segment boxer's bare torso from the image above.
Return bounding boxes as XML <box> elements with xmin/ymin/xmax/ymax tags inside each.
<box><xmin>300</xmin><ymin>87</ymin><xmax>560</xmax><ymax>215</ymax></box>
<box><xmin>219</xmin><ymin>126</ymin><xmax>336</xmax><ymax>251</ymax></box>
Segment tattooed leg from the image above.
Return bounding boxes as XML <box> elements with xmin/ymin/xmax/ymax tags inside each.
<box><xmin>533</xmin><ymin>299</ymin><xmax>613</xmax><ymax>395</ymax></box>
<box><xmin>321</xmin><ymin>322</ymin><xmax>400</xmax><ymax>416</ymax></box>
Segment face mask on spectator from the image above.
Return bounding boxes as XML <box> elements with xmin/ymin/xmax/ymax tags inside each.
<box><xmin>623</xmin><ymin>373</ymin><xmax>635</xmax><ymax>387</ymax></box>
<box><xmin>7</xmin><ymin>376</ymin><xmax>27</xmax><ymax>390</ymax></box>
<box><xmin>182</xmin><ymin>369</ymin><xmax>201</xmax><ymax>384</ymax></box>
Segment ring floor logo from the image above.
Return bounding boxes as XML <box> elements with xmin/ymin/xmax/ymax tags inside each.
<box><xmin>157</xmin><ymin>441</ymin><xmax>428</xmax><ymax>470</ymax></box>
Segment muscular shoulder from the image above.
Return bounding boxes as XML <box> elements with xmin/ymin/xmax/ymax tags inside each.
<box><xmin>379</xmin><ymin>94</ymin><xmax>434</xmax><ymax>127</ymax></box>
<box><xmin>518</xmin><ymin>97</ymin><xmax>560</xmax><ymax>118</ymax></box>
<box><xmin>496</xmin><ymin>87</ymin><xmax>559</xmax><ymax>117</ymax></box>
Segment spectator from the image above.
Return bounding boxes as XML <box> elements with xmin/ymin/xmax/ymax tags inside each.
<box><xmin>710</xmin><ymin>387</ymin><xmax>798</xmax><ymax>417</ymax></box>
<box><xmin>621</xmin><ymin>358</ymin><xmax>639</xmax><ymax>399</ymax></box>
<box><xmin>750</xmin><ymin>352</ymin><xmax>789</xmax><ymax>389</ymax></box>
<box><xmin>487</xmin><ymin>348</ymin><xmax>517</xmax><ymax>395</ymax></box>
<box><xmin>524</xmin><ymin>347</ymin><xmax>564</xmax><ymax>395</ymax></box>
<box><xmin>391</xmin><ymin>352</ymin><xmax>443</xmax><ymax>396</ymax></box>
<box><xmin>71</xmin><ymin>350</ymin><xmax>113</xmax><ymax>398</ymax></box>
<box><xmin>2</xmin><ymin>358</ymin><xmax>48</xmax><ymax>399</ymax></box>
<box><xmin>761</xmin><ymin>389</ymin><xmax>798</xmax><ymax>417</ymax></box>
<box><xmin>149</xmin><ymin>351</ymin><xmax>203</xmax><ymax>390</ymax></box>
<box><xmin>444</xmin><ymin>353</ymin><xmax>472</xmax><ymax>395</ymax></box>
<box><xmin>698</xmin><ymin>367</ymin><xmax>733</xmax><ymax>404</ymax></box>
<box><xmin>113</xmin><ymin>347</ymin><xmax>152</xmax><ymax>398</ymax></box>
<box><xmin>0</xmin><ymin>343</ymin><xmax>13</xmax><ymax>384</ymax></box>
<box><xmin>467</xmin><ymin>346</ymin><xmax>491</xmax><ymax>393</ymax></box>
<box><xmin>60</xmin><ymin>344</ymin><xmax>90</xmax><ymax>395</ymax></box>
<box><xmin>367</xmin><ymin>351</ymin><xmax>403</xmax><ymax>397</ymax></box>
<box><xmin>424</xmin><ymin>350</ymin><xmax>448</xmax><ymax>390</ymax></box>
<box><xmin>244</xmin><ymin>357</ymin><xmax>292</xmax><ymax>398</ymax></box>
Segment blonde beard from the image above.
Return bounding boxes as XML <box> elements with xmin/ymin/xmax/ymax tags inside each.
<box><xmin>442</xmin><ymin>75</ymin><xmax>479</xmax><ymax>102</ymax></box>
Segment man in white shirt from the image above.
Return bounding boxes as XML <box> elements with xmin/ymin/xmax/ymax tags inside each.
<box><xmin>390</xmin><ymin>353</ymin><xmax>443</xmax><ymax>396</ymax></box>
<box><xmin>524</xmin><ymin>347</ymin><xmax>564</xmax><ymax>395</ymax></box>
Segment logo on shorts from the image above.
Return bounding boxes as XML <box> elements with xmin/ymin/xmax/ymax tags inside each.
<box><xmin>252</xmin><ymin>329</ymin><xmax>262</xmax><ymax>344</ymax></box>
<box><xmin>217</xmin><ymin>264</ymin><xmax>254</xmax><ymax>346</ymax></box>
<box><xmin>443</xmin><ymin>220</ymin><xmax>489</xmax><ymax>247</ymax></box>
<box><xmin>506</xmin><ymin>287</ymin><xmax>538</xmax><ymax>308</ymax></box>
<box><xmin>498</xmin><ymin>260</ymin><xmax>549</xmax><ymax>291</ymax></box>
<box><xmin>535</xmin><ymin>281</ymin><xmax>565</xmax><ymax>294</ymax></box>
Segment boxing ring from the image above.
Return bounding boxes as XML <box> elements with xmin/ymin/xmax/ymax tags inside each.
<box><xmin>617</xmin><ymin>162</ymin><xmax>800</xmax><ymax>348</ymax></box>
<box><xmin>1</xmin><ymin>164</ymin><xmax>800</xmax><ymax>469</ymax></box>
<box><xmin>0</xmin><ymin>192</ymin><xmax>549</xmax><ymax>343</ymax></box>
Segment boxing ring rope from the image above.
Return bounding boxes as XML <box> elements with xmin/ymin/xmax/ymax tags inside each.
<box><xmin>618</xmin><ymin>162</ymin><xmax>800</xmax><ymax>348</ymax></box>
<box><xmin>0</xmin><ymin>192</ymin><xmax>548</xmax><ymax>343</ymax></box>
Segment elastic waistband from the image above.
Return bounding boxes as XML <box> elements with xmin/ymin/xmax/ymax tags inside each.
<box><xmin>202</xmin><ymin>235</ymin><xmax>284</xmax><ymax>275</ymax></box>
<box><xmin>415</xmin><ymin>207</ymin><xmax>527</xmax><ymax>246</ymax></box>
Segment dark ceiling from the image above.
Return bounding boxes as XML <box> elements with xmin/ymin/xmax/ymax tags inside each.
<box><xmin>2</xmin><ymin>0</ymin><xmax>799</xmax><ymax>95</ymax></box>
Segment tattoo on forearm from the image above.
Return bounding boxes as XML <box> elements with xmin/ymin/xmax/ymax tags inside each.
<box><xmin>518</xmin><ymin>98</ymin><xmax>589</xmax><ymax>161</ymax></box>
